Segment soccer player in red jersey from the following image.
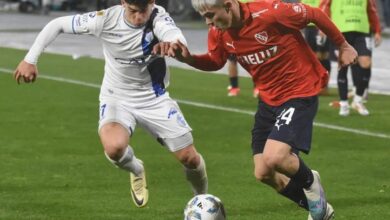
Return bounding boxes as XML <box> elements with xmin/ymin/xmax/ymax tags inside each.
<box><xmin>154</xmin><ymin>0</ymin><xmax>357</xmax><ymax>219</ymax></box>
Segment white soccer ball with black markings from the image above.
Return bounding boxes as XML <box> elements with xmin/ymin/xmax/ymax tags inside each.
<box><xmin>184</xmin><ymin>194</ymin><xmax>226</xmax><ymax>220</ymax></box>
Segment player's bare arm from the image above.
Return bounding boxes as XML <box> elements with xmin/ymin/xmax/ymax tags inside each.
<box><xmin>152</xmin><ymin>42</ymin><xmax>172</xmax><ymax>57</ymax></box>
<box><xmin>14</xmin><ymin>60</ymin><xmax>38</xmax><ymax>84</ymax></box>
<box><xmin>153</xmin><ymin>40</ymin><xmax>195</xmax><ymax>65</ymax></box>
<box><xmin>169</xmin><ymin>41</ymin><xmax>195</xmax><ymax>65</ymax></box>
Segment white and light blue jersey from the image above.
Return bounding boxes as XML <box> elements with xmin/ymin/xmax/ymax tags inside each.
<box><xmin>25</xmin><ymin>4</ymin><xmax>186</xmax><ymax>102</ymax></box>
<box><xmin>71</xmin><ymin>5</ymin><xmax>186</xmax><ymax>99</ymax></box>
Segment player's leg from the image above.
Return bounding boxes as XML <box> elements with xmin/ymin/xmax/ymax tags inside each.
<box><xmin>169</xmin><ymin>140</ymin><xmax>208</xmax><ymax>195</ymax></box>
<box><xmin>262</xmin><ymin>140</ymin><xmax>328</xmax><ymax>219</ymax></box>
<box><xmin>227</xmin><ymin>55</ymin><xmax>240</xmax><ymax>97</ymax></box>
<box><xmin>98</xmin><ymin>100</ymin><xmax>147</xmax><ymax>207</ymax></box>
<box><xmin>137</xmin><ymin>95</ymin><xmax>207</xmax><ymax>195</ymax></box>
<box><xmin>350</xmin><ymin>33</ymin><xmax>372</xmax><ymax>115</ymax></box>
<box><xmin>337</xmin><ymin>33</ymin><xmax>353</xmax><ymax>116</ymax></box>
<box><xmin>253</xmin><ymin>153</ymin><xmax>309</xmax><ymax>210</ymax></box>
<box><xmin>265</xmin><ymin>96</ymin><xmax>331</xmax><ymax>220</ymax></box>
<box><xmin>100</xmin><ymin>123</ymin><xmax>143</xmax><ymax>175</ymax></box>
<box><xmin>251</xmin><ymin>100</ymin><xmax>310</xmax><ymax>210</ymax></box>
<box><xmin>337</xmin><ymin>66</ymin><xmax>350</xmax><ymax>116</ymax></box>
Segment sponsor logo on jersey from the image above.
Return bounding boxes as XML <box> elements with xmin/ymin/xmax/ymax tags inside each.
<box><xmin>108</xmin><ymin>32</ymin><xmax>123</xmax><ymax>38</ymax></box>
<box><xmin>254</xmin><ymin>31</ymin><xmax>268</xmax><ymax>44</ymax></box>
<box><xmin>115</xmin><ymin>56</ymin><xmax>149</xmax><ymax>65</ymax></box>
<box><xmin>237</xmin><ymin>46</ymin><xmax>278</xmax><ymax>65</ymax></box>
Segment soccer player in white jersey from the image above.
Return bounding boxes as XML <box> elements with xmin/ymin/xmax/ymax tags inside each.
<box><xmin>13</xmin><ymin>0</ymin><xmax>208</xmax><ymax>208</ymax></box>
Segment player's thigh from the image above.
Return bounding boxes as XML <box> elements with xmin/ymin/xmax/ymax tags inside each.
<box><xmin>268</xmin><ymin>96</ymin><xmax>318</xmax><ymax>154</ymax></box>
<box><xmin>99</xmin><ymin>122</ymin><xmax>130</xmax><ymax>154</ymax></box>
<box><xmin>354</xmin><ymin>33</ymin><xmax>373</xmax><ymax>58</ymax></box>
<box><xmin>263</xmin><ymin>139</ymin><xmax>293</xmax><ymax>164</ymax></box>
<box><xmin>253</xmin><ymin>154</ymin><xmax>271</xmax><ymax>178</ymax></box>
<box><xmin>251</xmin><ymin>101</ymin><xmax>275</xmax><ymax>155</ymax></box>
<box><xmin>98</xmin><ymin>98</ymin><xmax>136</xmax><ymax>151</ymax></box>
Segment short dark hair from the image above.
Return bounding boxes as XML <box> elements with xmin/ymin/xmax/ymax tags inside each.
<box><xmin>124</xmin><ymin>0</ymin><xmax>153</xmax><ymax>9</ymax></box>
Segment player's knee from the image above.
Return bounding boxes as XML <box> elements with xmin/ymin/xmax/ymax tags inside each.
<box><xmin>103</xmin><ymin>140</ymin><xmax>128</xmax><ymax>160</ymax></box>
<box><xmin>358</xmin><ymin>57</ymin><xmax>371</xmax><ymax>69</ymax></box>
<box><xmin>262</xmin><ymin>153</ymin><xmax>284</xmax><ymax>170</ymax></box>
<box><xmin>177</xmin><ymin>147</ymin><xmax>199</xmax><ymax>169</ymax></box>
<box><xmin>253</xmin><ymin>169</ymin><xmax>272</xmax><ymax>183</ymax></box>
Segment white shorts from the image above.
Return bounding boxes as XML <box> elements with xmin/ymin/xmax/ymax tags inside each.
<box><xmin>98</xmin><ymin>92</ymin><xmax>193</xmax><ymax>152</ymax></box>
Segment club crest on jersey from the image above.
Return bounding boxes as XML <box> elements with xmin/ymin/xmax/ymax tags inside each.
<box><xmin>254</xmin><ymin>31</ymin><xmax>268</xmax><ymax>44</ymax></box>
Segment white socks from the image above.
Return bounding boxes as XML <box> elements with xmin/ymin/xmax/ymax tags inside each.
<box><xmin>353</xmin><ymin>95</ymin><xmax>363</xmax><ymax>103</ymax></box>
<box><xmin>184</xmin><ymin>154</ymin><xmax>208</xmax><ymax>195</ymax></box>
<box><xmin>105</xmin><ymin>146</ymin><xmax>144</xmax><ymax>176</ymax></box>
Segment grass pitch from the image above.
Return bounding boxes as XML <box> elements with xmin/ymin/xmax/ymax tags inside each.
<box><xmin>0</xmin><ymin>47</ymin><xmax>389</xmax><ymax>220</ymax></box>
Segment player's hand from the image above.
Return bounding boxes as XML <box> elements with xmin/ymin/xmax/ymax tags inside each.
<box><xmin>168</xmin><ymin>40</ymin><xmax>194</xmax><ymax>65</ymax></box>
<box><xmin>374</xmin><ymin>32</ymin><xmax>382</xmax><ymax>47</ymax></box>
<box><xmin>152</xmin><ymin>42</ymin><xmax>172</xmax><ymax>57</ymax></box>
<box><xmin>338</xmin><ymin>41</ymin><xmax>358</xmax><ymax>69</ymax></box>
<box><xmin>14</xmin><ymin>60</ymin><xmax>38</xmax><ymax>84</ymax></box>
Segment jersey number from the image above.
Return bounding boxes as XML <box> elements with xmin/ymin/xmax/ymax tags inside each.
<box><xmin>275</xmin><ymin>107</ymin><xmax>295</xmax><ymax>130</ymax></box>
<box><xmin>280</xmin><ymin>107</ymin><xmax>295</xmax><ymax>125</ymax></box>
<box><xmin>100</xmin><ymin>104</ymin><xmax>107</xmax><ymax>118</ymax></box>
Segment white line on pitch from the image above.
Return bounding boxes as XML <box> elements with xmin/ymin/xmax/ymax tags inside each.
<box><xmin>1</xmin><ymin>67</ymin><xmax>390</xmax><ymax>139</ymax></box>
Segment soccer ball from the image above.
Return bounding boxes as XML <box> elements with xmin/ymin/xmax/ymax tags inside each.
<box><xmin>184</xmin><ymin>194</ymin><xmax>226</xmax><ymax>220</ymax></box>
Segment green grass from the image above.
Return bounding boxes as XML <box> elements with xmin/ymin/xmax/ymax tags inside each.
<box><xmin>0</xmin><ymin>47</ymin><xmax>389</xmax><ymax>219</ymax></box>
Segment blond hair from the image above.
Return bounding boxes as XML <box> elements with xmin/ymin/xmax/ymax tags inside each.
<box><xmin>191</xmin><ymin>0</ymin><xmax>225</xmax><ymax>12</ymax></box>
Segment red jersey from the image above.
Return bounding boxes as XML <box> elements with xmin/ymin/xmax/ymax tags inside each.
<box><xmin>191</xmin><ymin>1</ymin><xmax>346</xmax><ymax>106</ymax></box>
<box><xmin>319</xmin><ymin>0</ymin><xmax>381</xmax><ymax>34</ymax></box>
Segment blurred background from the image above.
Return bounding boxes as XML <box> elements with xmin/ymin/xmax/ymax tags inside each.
<box><xmin>0</xmin><ymin>0</ymin><xmax>201</xmax><ymax>21</ymax></box>
<box><xmin>1</xmin><ymin>0</ymin><xmax>389</xmax><ymax>93</ymax></box>
<box><xmin>0</xmin><ymin>0</ymin><xmax>389</xmax><ymax>29</ymax></box>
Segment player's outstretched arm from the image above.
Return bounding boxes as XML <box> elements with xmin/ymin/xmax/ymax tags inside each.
<box><xmin>152</xmin><ymin>40</ymin><xmax>195</xmax><ymax>65</ymax></box>
<box><xmin>24</xmin><ymin>16</ymin><xmax>76</xmax><ymax>65</ymax></box>
<box><xmin>169</xmin><ymin>41</ymin><xmax>195</xmax><ymax>65</ymax></box>
<box><xmin>153</xmin><ymin>40</ymin><xmax>226</xmax><ymax>71</ymax></box>
<box><xmin>14</xmin><ymin>61</ymin><xmax>38</xmax><ymax>84</ymax></box>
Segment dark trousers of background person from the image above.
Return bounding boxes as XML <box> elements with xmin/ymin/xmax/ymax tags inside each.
<box><xmin>382</xmin><ymin>0</ymin><xmax>390</xmax><ymax>27</ymax></box>
<box><xmin>155</xmin><ymin>0</ymin><xmax>168</xmax><ymax>10</ymax></box>
<box><xmin>338</xmin><ymin>32</ymin><xmax>372</xmax><ymax>101</ymax></box>
<box><xmin>97</xmin><ymin>0</ymin><xmax>108</xmax><ymax>10</ymax></box>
